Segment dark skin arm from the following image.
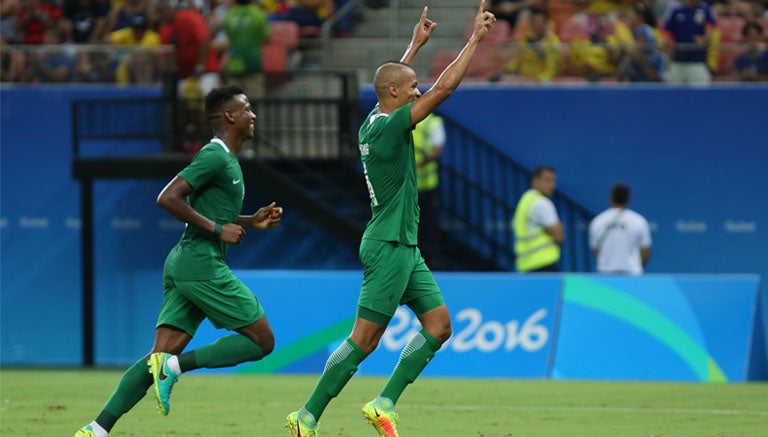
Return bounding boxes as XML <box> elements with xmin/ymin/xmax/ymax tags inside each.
<box><xmin>400</xmin><ymin>6</ymin><xmax>438</xmax><ymax>66</ymax></box>
<box><xmin>157</xmin><ymin>176</ymin><xmax>283</xmax><ymax>245</ymax></box>
<box><xmin>237</xmin><ymin>203</ymin><xmax>283</xmax><ymax>229</ymax></box>
<box><xmin>545</xmin><ymin>222</ymin><xmax>565</xmax><ymax>245</ymax></box>
<box><xmin>410</xmin><ymin>0</ymin><xmax>495</xmax><ymax>125</ymax></box>
<box><xmin>640</xmin><ymin>246</ymin><xmax>651</xmax><ymax>266</ymax></box>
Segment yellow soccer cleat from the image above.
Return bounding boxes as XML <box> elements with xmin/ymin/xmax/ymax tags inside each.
<box><xmin>73</xmin><ymin>425</ymin><xmax>96</xmax><ymax>437</ymax></box>
<box><xmin>362</xmin><ymin>400</ymin><xmax>400</xmax><ymax>437</ymax></box>
<box><xmin>285</xmin><ymin>411</ymin><xmax>319</xmax><ymax>437</ymax></box>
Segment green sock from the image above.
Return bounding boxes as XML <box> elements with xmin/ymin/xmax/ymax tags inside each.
<box><xmin>380</xmin><ymin>329</ymin><xmax>441</xmax><ymax>405</ymax></box>
<box><xmin>304</xmin><ymin>338</ymin><xmax>367</xmax><ymax>420</ymax></box>
<box><xmin>101</xmin><ymin>358</ymin><xmax>153</xmax><ymax>430</ymax></box>
<box><xmin>179</xmin><ymin>334</ymin><xmax>265</xmax><ymax>371</ymax></box>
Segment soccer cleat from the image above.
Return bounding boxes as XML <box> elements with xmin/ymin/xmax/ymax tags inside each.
<box><xmin>73</xmin><ymin>425</ymin><xmax>96</xmax><ymax>437</ymax></box>
<box><xmin>285</xmin><ymin>411</ymin><xmax>319</xmax><ymax>437</ymax></box>
<box><xmin>148</xmin><ymin>352</ymin><xmax>179</xmax><ymax>416</ymax></box>
<box><xmin>362</xmin><ymin>400</ymin><xmax>400</xmax><ymax>437</ymax></box>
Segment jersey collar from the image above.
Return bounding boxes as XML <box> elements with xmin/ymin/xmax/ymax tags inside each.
<box><xmin>210</xmin><ymin>137</ymin><xmax>230</xmax><ymax>153</ymax></box>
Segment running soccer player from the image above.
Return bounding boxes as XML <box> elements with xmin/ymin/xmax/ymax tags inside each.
<box><xmin>75</xmin><ymin>85</ymin><xmax>284</xmax><ymax>437</ymax></box>
<box><xmin>286</xmin><ymin>2</ymin><xmax>496</xmax><ymax>436</ymax></box>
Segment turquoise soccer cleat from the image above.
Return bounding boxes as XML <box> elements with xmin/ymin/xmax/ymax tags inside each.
<box><xmin>148</xmin><ymin>352</ymin><xmax>179</xmax><ymax>416</ymax></box>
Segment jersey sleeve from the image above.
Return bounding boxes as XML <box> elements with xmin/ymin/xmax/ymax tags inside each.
<box><xmin>177</xmin><ymin>146</ymin><xmax>227</xmax><ymax>190</ymax></box>
<box><xmin>387</xmin><ymin>103</ymin><xmax>414</xmax><ymax>135</ymax></box>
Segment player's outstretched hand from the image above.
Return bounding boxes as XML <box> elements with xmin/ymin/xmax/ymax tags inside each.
<box><xmin>471</xmin><ymin>0</ymin><xmax>496</xmax><ymax>43</ymax></box>
<box><xmin>411</xmin><ymin>6</ymin><xmax>437</xmax><ymax>48</ymax></box>
<box><xmin>251</xmin><ymin>202</ymin><xmax>283</xmax><ymax>229</ymax></box>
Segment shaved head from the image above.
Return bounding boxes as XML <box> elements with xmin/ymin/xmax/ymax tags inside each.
<box><xmin>373</xmin><ymin>61</ymin><xmax>414</xmax><ymax>100</ymax></box>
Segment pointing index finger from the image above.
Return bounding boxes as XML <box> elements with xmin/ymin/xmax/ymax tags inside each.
<box><xmin>477</xmin><ymin>0</ymin><xmax>485</xmax><ymax>15</ymax></box>
<box><xmin>421</xmin><ymin>5</ymin><xmax>428</xmax><ymax>21</ymax></box>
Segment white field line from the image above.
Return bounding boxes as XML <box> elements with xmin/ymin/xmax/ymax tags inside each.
<box><xmin>408</xmin><ymin>404</ymin><xmax>768</xmax><ymax>416</ymax></box>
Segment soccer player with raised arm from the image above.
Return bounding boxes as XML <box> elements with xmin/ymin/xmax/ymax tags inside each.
<box><xmin>286</xmin><ymin>3</ymin><xmax>495</xmax><ymax>436</ymax></box>
<box><xmin>75</xmin><ymin>85</ymin><xmax>284</xmax><ymax>437</ymax></box>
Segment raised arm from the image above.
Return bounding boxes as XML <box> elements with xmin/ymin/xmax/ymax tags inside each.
<box><xmin>410</xmin><ymin>0</ymin><xmax>495</xmax><ymax>125</ymax></box>
<box><xmin>400</xmin><ymin>6</ymin><xmax>438</xmax><ymax>66</ymax></box>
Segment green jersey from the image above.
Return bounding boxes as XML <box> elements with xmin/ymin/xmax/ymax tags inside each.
<box><xmin>223</xmin><ymin>5</ymin><xmax>270</xmax><ymax>74</ymax></box>
<box><xmin>358</xmin><ymin>103</ymin><xmax>419</xmax><ymax>245</ymax></box>
<box><xmin>164</xmin><ymin>139</ymin><xmax>245</xmax><ymax>280</ymax></box>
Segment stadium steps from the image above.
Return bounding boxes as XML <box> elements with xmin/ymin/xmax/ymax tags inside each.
<box><xmin>268</xmin><ymin>157</ymin><xmax>504</xmax><ymax>271</ymax></box>
<box><xmin>301</xmin><ymin>3</ymin><xmax>473</xmax><ymax>80</ymax></box>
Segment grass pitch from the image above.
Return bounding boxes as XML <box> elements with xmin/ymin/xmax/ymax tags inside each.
<box><xmin>1</xmin><ymin>369</ymin><xmax>766</xmax><ymax>436</ymax></box>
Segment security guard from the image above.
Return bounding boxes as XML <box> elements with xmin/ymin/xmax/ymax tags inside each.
<box><xmin>512</xmin><ymin>165</ymin><xmax>564</xmax><ymax>272</ymax></box>
<box><xmin>413</xmin><ymin>113</ymin><xmax>445</xmax><ymax>263</ymax></box>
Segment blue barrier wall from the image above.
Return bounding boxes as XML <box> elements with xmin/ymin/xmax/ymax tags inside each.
<box><xmin>1</xmin><ymin>84</ymin><xmax>766</xmax><ymax>378</ymax></box>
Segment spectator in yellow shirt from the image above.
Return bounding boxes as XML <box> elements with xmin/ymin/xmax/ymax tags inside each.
<box><xmin>569</xmin><ymin>13</ymin><xmax>632</xmax><ymax>81</ymax></box>
<box><xmin>506</xmin><ymin>7</ymin><xmax>562</xmax><ymax>81</ymax></box>
<box><xmin>107</xmin><ymin>14</ymin><xmax>162</xmax><ymax>84</ymax></box>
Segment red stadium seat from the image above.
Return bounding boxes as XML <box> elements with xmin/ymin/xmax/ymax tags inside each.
<box><xmin>717</xmin><ymin>16</ymin><xmax>745</xmax><ymax>43</ymax></box>
<box><xmin>431</xmin><ymin>47</ymin><xmax>507</xmax><ymax>81</ymax></box>
<box><xmin>269</xmin><ymin>20</ymin><xmax>300</xmax><ymax>50</ymax></box>
<box><xmin>467</xmin><ymin>46</ymin><xmax>507</xmax><ymax>79</ymax></box>
<box><xmin>262</xmin><ymin>42</ymin><xmax>288</xmax><ymax>74</ymax></box>
<box><xmin>430</xmin><ymin>48</ymin><xmax>461</xmax><ymax>79</ymax></box>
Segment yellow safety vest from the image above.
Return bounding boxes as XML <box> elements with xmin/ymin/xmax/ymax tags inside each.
<box><xmin>413</xmin><ymin>115</ymin><xmax>442</xmax><ymax>192</ymax></box>
<box><xmin>513</xmin><ymin>190</ymin><xmax>560</xmax><ymax>272</ymax></box>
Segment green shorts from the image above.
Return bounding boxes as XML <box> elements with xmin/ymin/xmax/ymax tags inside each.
<box><xmin>156</xmin><ymin>269</ymin><xmax>264</xmax><ymax>336</ymax></box>
<box><xmin>357</xmin><ymin>239</ymin><xmax>444</xmax><ymax>325</ymax></box>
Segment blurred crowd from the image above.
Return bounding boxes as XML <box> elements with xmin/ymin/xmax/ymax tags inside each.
<box><xmin>474</xmin><ymin>0</ymin><xmax>768</xmax><ymax>82</ymax></box>
<box><xmin>0</xmin><ymin>0</ymin><xmax>349</xmax><ymax>85</ymax></box>
<box><xmin>1</xmin><ymin>0</ymin><xmax>767</xmax><ymax>86</ymax></box>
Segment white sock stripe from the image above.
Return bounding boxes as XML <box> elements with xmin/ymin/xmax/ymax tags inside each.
<box><xmin>324</xmin><ymin>340</ymin><xmax>354</xmax><ymax>371</ymax></box>
<box><xmin>396</xmin><ymin>333</ymin><xmax>427</xmax><ymax>365</ymax></box>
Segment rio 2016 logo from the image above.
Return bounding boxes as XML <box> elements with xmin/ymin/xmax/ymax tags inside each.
<box><xmin>382</xmin><ymin>307</ymin><xmax>549</xmax><ymax>353</ymax></box>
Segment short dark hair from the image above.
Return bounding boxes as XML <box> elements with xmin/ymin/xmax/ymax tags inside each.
<box><xmin>532</xmin><ymin>165</ymin><xmax>555</xmax><ymax>179</ymax></box>
<box><xmin>204</xmin><ymin>85</ymin><xmax>246</xmax><ymax>118</ymax></box>
<box><xmin>611</xmin><ymin>183</ymin><xmax>631</xmax><ymax>206</ymax></box>
<box><xmin>632</xmin><ymin>1</ymin><xmax>657</xmax><ymax>27</ymax></box>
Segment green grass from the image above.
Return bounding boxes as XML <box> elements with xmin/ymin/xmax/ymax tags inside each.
<box><xmin>1</xmin><ymin>369</ymin><xmax>766</xmax><ymax>436</ymax></box>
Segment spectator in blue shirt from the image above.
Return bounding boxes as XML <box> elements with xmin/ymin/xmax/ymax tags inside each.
<box><xmin>733</xmin><ymin>20</ymin><xmax>768</xmax><ymax>82</ymax></box>
<box><xmin>617</xmin><ymin>24</ymin><xmax>668</xmax><ymax>82</ymax></box>
<box><xmin>662</xmin><ymin>0</ymin><xmax>717</xmax><ymax>84</ymax></box>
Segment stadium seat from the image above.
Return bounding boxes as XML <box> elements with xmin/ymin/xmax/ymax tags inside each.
<box><xmin>465</xmin><ymin>18</ymin><xmax>511</xmax><ymax>45</ymax></box>
<box><xmin>262</xmin><ymin>42</ymin><xmax>288</xmax><ymax>74</ymax></box>
<box><xmin>269</xmin><ymin>20</ymin><xmax>300</xmax><ymax>50</ymax></box>
<box><xmin>547</xmin><ymin>0</ymin><xmax>579</xmax><ymax>31</ymax></box>
<box><xmin>430</xmin><ymin>48</ymin><xmax>461</xmax><ymax>79</ymax></box>
<box><xmin>717</xmin><ymin>16</ymin><xmax>746</xmax><ymax>43</ymax></box>
<box><xmin>467</xmin><ymin>46</ymin><xmax>507</xmax><ymax>79</ymax></box>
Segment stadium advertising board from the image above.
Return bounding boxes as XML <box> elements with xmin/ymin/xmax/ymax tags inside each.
<box><xmin>552</xmin><ymin>274</ymin><xmax>760</xmax><ymax>382</ymax></box>
<box><xmin>184</xmin><ymin>271</ymin><xmax>562</xmax><ymax>378</ymax></box>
